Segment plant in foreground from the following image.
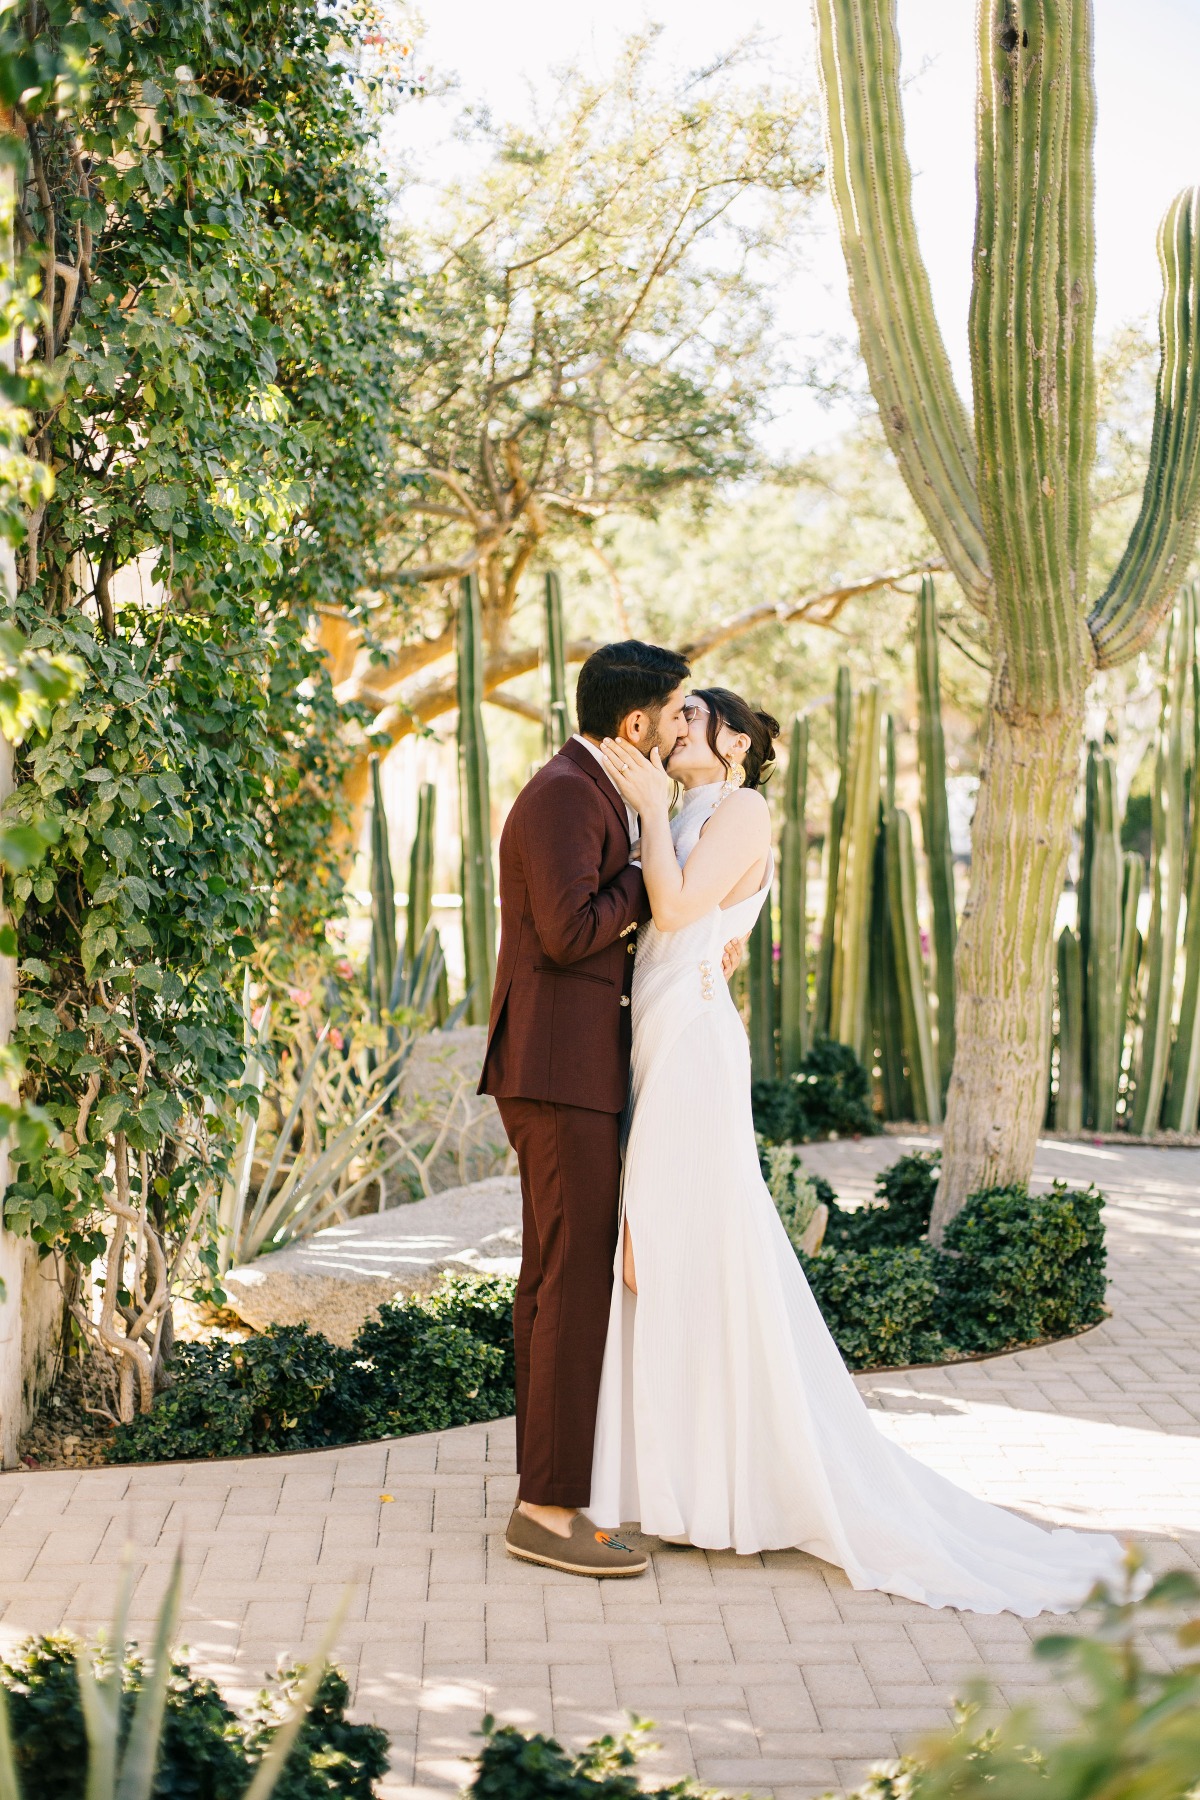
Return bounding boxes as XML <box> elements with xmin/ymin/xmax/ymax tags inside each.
<box><xmin>0</xmin><ymin>1547</ymin><xmax>388</xmax><ymax>1799</ymax></box>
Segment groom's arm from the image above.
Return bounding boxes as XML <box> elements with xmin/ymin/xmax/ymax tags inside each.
<box><xmin>520</xmin><ymin>782</ymin><xmax>647</xmax><ymax>966</ymax></box>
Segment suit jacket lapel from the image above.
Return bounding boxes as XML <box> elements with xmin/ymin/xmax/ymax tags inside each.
<box><xmin>558</xmin><ymin>738</ymin><xmax>630</xmax><ymax>840</ymax></box>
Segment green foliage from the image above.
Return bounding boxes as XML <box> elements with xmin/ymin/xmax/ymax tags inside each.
<box><xmin>348</xmin><ymin>1273</ymin><xmax>515</xmax><ymax>1440</ymax></box>
<box><xmin>751</xmin><ymin>1037</ymin><xmax>879</xmax><ymax>1144</ymax></box>
<box><xmin>0</xmin><ymin>1634</ymin><xmax>388</xmax><ymax>1799</ymax></box>
<box><xmin>825</xmin><ymin>1152</ymin><xmax>939</xmax><ymax>1250</ymax></box>
<box><xmin>876</xmin><ymin>1560</ymin><xmax>1200</xmax><ymax>1800</ymax></box>
<box><xmin>105</xmin><ymin>1326</ymin><xmax>359</xmax><ymax>1464</ymax></box>
<box><xmin>785</xmin><ymin>1158</ymin><xmax>1105</xmax><ymax>1371</ymax></box>
<box><xmin>800</xmin><ymin>1243</ymin><xmax>947</xmax><ymax>1370</ymax></box>
<box><xmin>107</xmin><ymin>1275</ymin><xmax>517</xmax><ymax>1465</ymax></box>
<box><xmin>2</xmin><ymin>0</ymin><xmax>407</xmax><ymax>1293</ymax></box>
<box><xmin>468</xmin><ymin>1716</ymin><xmax>712</xmax><ymax>1800</ymax></box>
<box><xmin>939</xmin><ymin>1184</ymin><xmax>1107</xmax><ymax>1353</ymax></box>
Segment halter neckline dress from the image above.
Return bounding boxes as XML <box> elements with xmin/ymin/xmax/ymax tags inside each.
<box><xmin>586</xmin><ymin>781</ymin><xmax>1124</xmax><ymax>1614</ymax></box>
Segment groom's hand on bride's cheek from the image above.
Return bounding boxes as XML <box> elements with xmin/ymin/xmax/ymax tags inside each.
<box><xmin>722</xmin><ymin>937</ymin><xmax>747</xmax><ymax>979</ymax></box>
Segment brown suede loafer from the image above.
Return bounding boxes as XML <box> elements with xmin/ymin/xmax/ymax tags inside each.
<box><xmin>505</xmin><ymin>1507</ymin><xmax>648</xmax><ymax>1577</ymax></box>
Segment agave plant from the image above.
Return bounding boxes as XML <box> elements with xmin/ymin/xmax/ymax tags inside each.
<box><xmin>217</xmin><ymin>931</ymin><xmax>469</xmax><ymax>1271</ymax></box>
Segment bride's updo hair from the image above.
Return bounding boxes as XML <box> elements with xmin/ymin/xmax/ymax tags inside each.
<box><xmin>691</xmin><ymin>687</ymin><xmax>781</xmax><ymax>790</ymax></box>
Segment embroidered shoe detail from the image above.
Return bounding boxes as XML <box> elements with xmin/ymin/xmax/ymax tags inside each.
<box><xmin>595</xmin><ymin>1530</ymin><xmax>630</xmax><ymax>1551</ymax></box>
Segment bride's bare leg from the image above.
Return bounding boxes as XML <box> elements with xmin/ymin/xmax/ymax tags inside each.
<box><xmin>622</xmin><ymin>1219</ymin><xmax>638</xmax><ymax>1294</ymax></box>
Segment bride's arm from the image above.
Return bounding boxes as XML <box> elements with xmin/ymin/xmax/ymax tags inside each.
<box><xmin>599</xmin><ymin>741</ymin><xmax>770</xmax><ymax>932</ymax></box>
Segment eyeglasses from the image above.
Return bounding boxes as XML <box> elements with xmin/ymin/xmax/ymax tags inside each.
<box><xmin>682</xmin><ymin>698</ymin><xmax>710</xmax><ymax>723</ymax></box>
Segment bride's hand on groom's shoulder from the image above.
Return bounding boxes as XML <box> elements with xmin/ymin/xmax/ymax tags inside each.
<box><xmin>600</xmin><ymin>739</ymin><xmax>671</xmax><ymax>813</ymax></box>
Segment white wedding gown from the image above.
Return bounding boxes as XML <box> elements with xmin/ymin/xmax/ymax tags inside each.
<box><xmin>587</xmin><ymin>781</ymin><xmax>1125</xmax><ymax>1614</ymax></box>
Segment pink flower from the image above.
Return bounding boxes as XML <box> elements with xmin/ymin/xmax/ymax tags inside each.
<box><xmin>329</xmin><ymin>1027</ymin><xmax>345</xmax><ymax>1050</ymax></box>
<box><xmin>334</xmin><ymin>959</ymin><xmax>354</xmax><ymax>980</ymax></box>
<box><xmin>287</xmin><ymin>986</ymin><xmax>312</xmax><ymax>1007</ymax></box>
<box><xmin>250</xmin><ymin>1004</ymin><xmax>267</xmax><ymax>1029</ymax></box>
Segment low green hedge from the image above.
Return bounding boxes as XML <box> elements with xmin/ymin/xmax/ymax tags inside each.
<box><xmin>787</xmin><ymin>1148</ymin><xmax>1107</xmax><ymax>1369</ymax></box>
<box><xmin>1</xmin><ymin>1635</ymin><xmax>388</xmax><ymax>1799</ymax></box>
<box><xmin>108</xmin><ymin>1273</ymin><xmax>516</xmax><ymax>1464</ymax></box>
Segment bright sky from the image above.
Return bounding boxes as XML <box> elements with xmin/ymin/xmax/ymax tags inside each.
<box><xmin>402</xmin><ymin>0</ymin><xmax>1200</xmax><ymax>455</ymax></box>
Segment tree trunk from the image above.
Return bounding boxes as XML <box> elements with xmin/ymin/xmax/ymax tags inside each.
<box><xmin>930</xmin><ymin>672</ymin><xmax>1085</xmax><ymax>1239</ymax></box>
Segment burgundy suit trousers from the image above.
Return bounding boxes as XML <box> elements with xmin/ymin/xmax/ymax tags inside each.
<box><xmin>496</xmin><ymin>1095</ymin><xmax>621</xmax><ymax>1507</ymax></box>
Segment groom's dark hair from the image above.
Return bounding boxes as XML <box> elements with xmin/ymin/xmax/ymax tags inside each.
<box><xmin>576</xmin><ymin>640</ymin><xmax>691</xmax><ymax>739</ymax></box>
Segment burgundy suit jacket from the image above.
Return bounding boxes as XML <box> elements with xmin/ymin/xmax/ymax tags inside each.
<box><xmin>478</xmin><ymin>739</ymin><xmax>651</xmax><ymax>1113</ymax></box>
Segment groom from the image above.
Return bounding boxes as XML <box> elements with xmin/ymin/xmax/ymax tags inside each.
<box><xmin>479</xmin><ymin>640</ymin><xmax>693</xmax><ymax>1577</ymax></box>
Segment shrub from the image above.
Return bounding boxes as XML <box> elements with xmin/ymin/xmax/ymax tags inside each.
<box><xmin>799</xmin><ymin>1243</ymin><xmax>947</xmax><ymax>1370</ymax></box>
<box><xmin>825</xmin><ymin>1152</ymin><xmax>940</xmax><ymax>1250</ymax></box>
<box><xmin>107</xmin><ymin>1325</ymin><xmax>358</xmax><ymax>1465</ymax></box>
<box><xmin>0</xmin><ymin>1635</ymin><xmax>388</xmax><ymax>1800</ymax></box>
<box><xmin>469</xmin><ymin>1715</ymin><xmax>715</xmax><ymax>1800</ymax></box>
<box><xmin>940</xmin><ymin>1183</ymin><xmax>1107</xmax><ymax>1353</ymax></box>
<box><xmin>107</xmin><ymin>1276</ymin><xmax>518</xmax><ymax>1466</ymax></box>
<box><xmin>751</xmin><ymin>1038</ymin><xmax>879</xmax><ymax>1144</ymax></box>
<box><xmin>348</xmin><ymin>1274</ymin><xmax>516</xmax><ymax>1439</ymax></box>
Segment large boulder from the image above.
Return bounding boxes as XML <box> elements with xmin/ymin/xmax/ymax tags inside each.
<box><xmin>221</xmin><ymin>1174</ymin><xmax>522</xmax><ymax>1346</ymax></box>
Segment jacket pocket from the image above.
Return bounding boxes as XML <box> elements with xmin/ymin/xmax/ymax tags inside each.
<box><xmin>534</xmin><ymin>962</ymin><xmax>615</xmax><ymax>987</ymax></box>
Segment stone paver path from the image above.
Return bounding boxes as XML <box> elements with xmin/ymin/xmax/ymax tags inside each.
<box><xmin>2</xmin><ymin>1140</ymin><xmax>1199</xmax><ymax>1799</ymax></box>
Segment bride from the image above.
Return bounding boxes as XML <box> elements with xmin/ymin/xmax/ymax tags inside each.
<box><xmin>591</xmin><ymin>686</ymin><xmax>1124</xmax><ymax>1616</ymax></box>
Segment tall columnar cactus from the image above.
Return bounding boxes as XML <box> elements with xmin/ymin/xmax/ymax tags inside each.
<box><xmin>914</xmin><ymin>576</ymin><xmax>957</xmax><ymax>1098</ymax></box>
<box><xmin>367</xmin><ymin>753</ymin><xmax>397</xmax><ymax>1022</ymax></box>
<box><xmin>779</xmin><ymin>714</ymin><xmax>810</xmax><ymax>1075</ymax></box>
<box><xmin>457</xmin><ymin>573</ymin><xmax>496</xmax><ymax>1025</ymax></box>
<box><xmin>830</xmin><ymin>684</ymin><xmax>880</xmax><ymax>1061</ymax></box>
<box><xmin>870</xmin><ymin>815</ymin><xmax>909</xmax><ymax>1118</ymax></box>
<box><xmin>885</xmin><ymin>804</ymin><xmax>941</xmax><ymax>1125</ymax></box>
<box><xmin>815</xmin><ymin>0</ymin><xmax>1200</xmax><ymax>1230</ymax></box>
<box><xmin>1085</xmin><ymin>751</ymin><xmax>1123</xmax><ymax>1131</ymax></box>
<box><xmin>1118</xmin><ymin>851</ymin><xmax>1145</xmax><ymax>1099</ymax></box>
<box><xmin>1056</xmin><ymin>927</ymin><xmax>1085</xmax><ymax>1134</ymax></box>
<box><xmin>1077</xmin><ymin>744</ymin><xmax>1098</xmax><ymax>1108</ymax></box>
<box><xmin>1165</xmin><ymin>584</ymin><xmax>1200</xmax><ymax>1127</ymax></box>
<box><xmin>405</xmin><ymin>781</ymin><xmax>436</xmax><ymax>964</ymax></box>
<box><xmin>1133</xmin><ymin>588</ymin><xmax>1193</xmax><ymax>1131</ymax></box>
<box><xmin>748</xmin><ymin>886</ymin><xmax>777</xmax><ymax>1081</ymax></box>
<box><xmin>543</xmin><ymin>570</ymin><xmax>572</xmax><ymax>756</ymax></box>
<box><xmin>815</xmin><ymin>665</ymin><xmax>852</xmax><ymax>1037</ymax></box>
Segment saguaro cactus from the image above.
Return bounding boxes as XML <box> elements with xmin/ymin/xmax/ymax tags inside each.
<box><xmin>814</xmin><ymin>0</ymin><xmax>1200</xmax><ymax>1230</ymax></box>
<box><xmin>543</xmin><ymin>571</ymin><xmax>572</xmax><ymax>756</ymax></box>
<box><xmin>779</xmin><ymin>714</ymin><xmax>810</xmax><ymax>1074</ymax></box>
<box><xmin>457</xmin><ymin>573</ymin><xmax>496</xmax><ymax>1024</ymax></box>
<box><xmin>914</xmin><ymin>577</ymin><xmax>957</xmax><ymax>1099</ymax></box>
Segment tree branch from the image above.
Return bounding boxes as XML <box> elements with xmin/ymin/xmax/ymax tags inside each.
<box><xmin>678</xmin><ymin>560</ymin><xmax>947</xmax><ymax>661</ymax></box>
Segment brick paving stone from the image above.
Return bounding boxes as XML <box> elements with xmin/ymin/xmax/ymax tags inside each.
<box><xmin>0</xmin><ymin>1141</ymin><xmax>1197</xmax><ymax>1796</ymax></box>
